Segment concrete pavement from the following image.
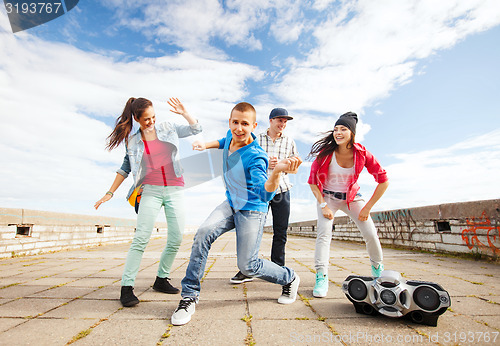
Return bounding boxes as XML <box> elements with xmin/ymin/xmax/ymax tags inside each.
<box><xmin>0</xmin><ymin>232</ymin><xmax>499</xmax><ymax>345</ymax></box>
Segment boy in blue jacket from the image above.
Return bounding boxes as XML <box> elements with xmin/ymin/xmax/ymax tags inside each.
<box><xmin>171</xmin><ymin>102</ymin><xmax>302</xmax><ymax>326</ymax></box>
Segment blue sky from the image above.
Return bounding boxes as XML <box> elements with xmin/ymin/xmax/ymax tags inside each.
<box><xmin>1</xmin><ymin>0</ymin><xmax>499</xmax><ymax>226</ymax></box>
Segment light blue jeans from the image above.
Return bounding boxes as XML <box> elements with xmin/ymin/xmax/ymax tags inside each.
<box><xmin>181</xmin><ymin>200</ymin><xmax>295</xmax><ymax>298</ymax></box>
<box><xmin>122</xmin><ymin>185</ymin><xmax>185</xmax><ymax>286</ymax></box>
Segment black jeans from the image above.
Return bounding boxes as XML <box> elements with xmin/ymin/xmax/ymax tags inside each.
<box><xmin>269</xmin><ymin>191</ymin><xmax>290</xmax><ymax>267</ymax></box>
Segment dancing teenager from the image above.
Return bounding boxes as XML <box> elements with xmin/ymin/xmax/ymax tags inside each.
<box><xmin>230</xmin><ymin>107</ymin><xmax>298</xmax><ymax>284</ymax></box>
<box><xmin>307</xmin><ymin>112</ymin><xmax>388</xmax><ymax>298</ymax></box>
<box><xmin>171</xmin><ymin>102</ymin><xmax>302</xmax><ymax>326</ymax></box>
<box><xmin>95</xmin><ymin>97</ymin><xmax>201</xmax><ymax>307</ymax></box>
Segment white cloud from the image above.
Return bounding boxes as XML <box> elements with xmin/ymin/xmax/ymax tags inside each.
<box><xmin>102</xmin><ymin>0</ymin><xmax>309</xmax><ymax>54</ymax></box>
<box><xmin>0</xmin><ymin>11</ymin><xmax>263</xmax><ymax>219</ymax></box>
<box><xmin>272</xmin><ymin>0</ymin><xmax>500</xmax><ymax>117</ymax></box>
<box><xmin>378</xmin><ymin>128</ymin><xmax>500</xmax><ymax>210</ymax></box>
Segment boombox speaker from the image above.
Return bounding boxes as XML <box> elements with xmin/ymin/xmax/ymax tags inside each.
<box><xmin>342</xmin><ymin>270</ymin><xmax>450</xmax><ymax>326</ymax></box>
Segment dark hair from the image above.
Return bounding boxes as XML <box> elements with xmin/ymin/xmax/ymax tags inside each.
<box><xmin>306</xmin><ymin>129</ymin><xmax>356</xmax><ymax>161</ymax></box>
<box><xmin>106</xmin><ymin>97</ymin><xmax>153</xmax><ymax>150</ymax></box>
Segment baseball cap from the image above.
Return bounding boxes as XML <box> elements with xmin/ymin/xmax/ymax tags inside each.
<box><xmin>269</xmin><ymin>108</ymin><xmax>293</xmax><ymax>120</ymax></box>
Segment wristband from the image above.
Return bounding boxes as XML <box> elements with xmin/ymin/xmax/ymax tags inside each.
<box><xmin>106</xmin><ymin>191</ymin><xmax>114</xmax><ymax>197</ymax></box>
<box><xmin>319</xmin><ymin>202</ymin><xmax>327</xmax><ymax>208</ymax></box>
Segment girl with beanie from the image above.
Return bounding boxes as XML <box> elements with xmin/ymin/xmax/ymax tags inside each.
<box><xmin>94</xmin><ymin>97</ymin><xmax>202</xmax><ymax>307</ymax></box>
<box><xmin>307</xmin><ymin>112</ymin><xmax>389</xmax><ymax>298</ymax></box>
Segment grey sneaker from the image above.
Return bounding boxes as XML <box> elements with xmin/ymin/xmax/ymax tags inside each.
<box><xmin>171</xmin><ymin>297</ymin><xmax>197</xmax><ymax>325</ymax></box>
<box><xmin>230</xmin><ymin>271</ymin><xmax>254</xmax><ymax>284</ymax></box>
<box><xmin>278</xmin><ymin>273</ymin><xmax>300</xmax><ymax>304</ymax></box>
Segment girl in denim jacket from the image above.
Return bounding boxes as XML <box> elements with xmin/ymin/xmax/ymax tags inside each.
<box><xmin>307</xmin><ymin>112</ymin><xmax>389</xmax><ymax>298</ymax></box>
<box><xmin>95</xmin><ymin>97</ymin><xmax>201</xmax><ymax>307</ymax></box>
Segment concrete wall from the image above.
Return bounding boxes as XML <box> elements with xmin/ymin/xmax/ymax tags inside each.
<box><xmin>265</xmin><ymin>199</ymin><xmax>500</xmax><ymax>258</ymax></box>
<box><xmin>0</xmin><ymin>208</ymin><xmax>169</xmax><ymax>258</ymax></box>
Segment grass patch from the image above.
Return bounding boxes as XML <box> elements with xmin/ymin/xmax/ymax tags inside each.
<box><xmin>244</xmin><ymin>333</ymin><xmax>256</xmax><ymax>346</ymax></box>
<box><xmin>0</xmin><ymin>282</ymin><xmax>20</xmax><ymax>289</ymax></box>
<box><xmin>68</xmin><ymin>329</ymin><xmax>92</xmax><ymax>344</ymax></box>
<box><xmin>156</xmin><ymin>324</ymin><xmax>173</xmax><ymax>345</ymax></box>
<box><xmin>241</xmin><ymin>314</ymin><xmax>252</xmax><ymax>323</ymax></box>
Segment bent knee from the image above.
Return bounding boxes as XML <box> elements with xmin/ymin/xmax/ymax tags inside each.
<box><xmin>239</xmin><ymin>266</ymin><xmax>256</xmax><ymax>277</ymax></box>
<box><xmin>238</xmin><ymin>259</ymin><xmax>260</xmax><ymax>277</ymax></box>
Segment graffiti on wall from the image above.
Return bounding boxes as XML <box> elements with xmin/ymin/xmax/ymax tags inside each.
<box><xmin>372</xmin><ymin>209</ymin><xmax>417</xmax><ymax>242</ymax></box>
<box><xmin>461</xmin><ymin>211</ymin><xmax>500</xmax><ymax>256</ymax></box>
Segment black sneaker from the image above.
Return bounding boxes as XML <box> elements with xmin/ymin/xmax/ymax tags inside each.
<box><xmin>230</xmin><ymin>271</ymin><xmax>254</xmax><ymax>284</ymax></box>
<box><xmin>120</xmin><ymin>286</ymin><xmax>139</xmax><ymax>307</ymax></box>
<box><xmin>152</xmin><ymin>276</ymin><xmax>180</xmax><ymax>294</ymax></box>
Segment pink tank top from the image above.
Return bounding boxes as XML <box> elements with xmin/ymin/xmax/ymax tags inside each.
<box><xmin>142</xmin><ymin>139</ymin><xmax>184</xmax><ymax>187</ymax></box>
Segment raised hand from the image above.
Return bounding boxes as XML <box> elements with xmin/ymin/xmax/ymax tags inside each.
<box><xmin>168</xmin><ymin>97</ymin><xmax>188</xmax><ymax>116</ymax></box>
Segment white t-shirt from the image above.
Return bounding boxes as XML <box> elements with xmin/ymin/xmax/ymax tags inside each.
<box><xmin>323</xmin><ymin>152</ymin><xmax>355</xmax><ymax>192</ymax></box>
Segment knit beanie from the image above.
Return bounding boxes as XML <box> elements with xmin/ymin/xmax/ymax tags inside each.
<box><xmin>334</xmin><ymin>112</ymin><xmax>358</xmax><ymax>134</ymax></box>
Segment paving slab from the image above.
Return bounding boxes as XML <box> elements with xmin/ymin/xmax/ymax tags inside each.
<box><xmin>79</xmin><ymin>285</ymin><xmax>122</xmax><ymax>300</ymax></box>
<box><xmin>0</xmin><ymin>318</ymin><xmax>25</xmax><ymax>333</ymax></box>
<box><xmin>0</xmin><ymin>298</ymin><xmax>70</xmax><ymax>318</ymax></box>
<box><xmin>166</xmin><ymin>319</ymin><xmax>248</xmax><ymax>345</ymax></box>
<box><xmin>0</xmin><ymin>317</ymin><xmax>99</xmax><ymax>346</ymax></box>
<box><xmin>73</xmin><ymin>319</ymin><xmax>168</xmax><ymax>346</ymax></box>
<box><xmin>310</xmin><ymin>298</ymin><xmax>372</xmax><ymax>319</ymax></box>
<box><xmin>249</xmin><ymin>295</ymin><xmax>318</xmax><ymax>320</ymax></box>
<box><xmin>27</xmin><ymin>285</ymin><xmax>97</xmax><ymax>299</ymax></box>
<box><xmin>112</xmin><ymin>300</ymin><xmax>173</xmax><ymax>320</ymax></box>
<box><xmin>0</xmin><ymin>284</ymin><xmax>52</xmax><ymax>299</ymax></box>
<box><xmin>43</xmin><ymin>299</ymin><xmax>120</xmax><ymax>319</ymax></box>
<box><xmin>252</xmin><ymin>319</ymin><xmax>343</xmax><ymax>345</ymax></box>
<box><xmin>0</xmin><ymin>232</ymin><xmax>498</xmax><ymax>345</ymax></box>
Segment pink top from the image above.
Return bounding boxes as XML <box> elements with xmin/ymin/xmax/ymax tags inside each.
<box><xmin>308</xmin><ymin>143</ymin><xmax>388</xmax><ymax>209</ymax></box>
<box><xmin>142</xmin><ymin>139</ymin><xmax>184</xmax><ymax>187</ymax></box>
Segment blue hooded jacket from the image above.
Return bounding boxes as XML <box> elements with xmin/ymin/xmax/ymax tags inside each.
<box><xmin>217</xmin><ymin>130</ymin><xmax>275</xmax><ymax>212</ymax></box>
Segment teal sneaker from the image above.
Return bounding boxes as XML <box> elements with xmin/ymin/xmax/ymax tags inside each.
<box><xmin>371</xmin><ymin>263</ymin><xmax>384</xmax><ymax>277</ymax></box>
<box><xmin>313</xmin><ymin>270</ymin><xmax>328</xmax><ymax>298</ymax></box>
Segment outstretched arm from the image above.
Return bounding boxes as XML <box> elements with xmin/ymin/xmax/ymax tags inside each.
<box><xmin>358</xmin><ymin>181</ymin><xmax>389</xmax><ymax>221</ymax></box>
<box><xmin>192</xmin><ymin>140</ymin><xmax>220</xmax><ymax>151</ymax></box>
<box><xmin>94</xmin><ymin>173</ymin><xmax>126</xmax><ymax>209</ymax></box>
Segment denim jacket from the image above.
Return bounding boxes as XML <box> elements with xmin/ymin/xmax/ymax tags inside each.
<box><xmin>117</xmin><ymin>121</ymin><xmax>202</xmax><ymax>200</ymax></box>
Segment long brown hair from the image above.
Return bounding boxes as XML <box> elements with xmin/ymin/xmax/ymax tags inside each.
<box><xmin>306</xmin><ymin>129</ymin><xmax>356</xmax><ymax>161</ymax></box>
<box><xmin>106</xmin><ymin>97</ymin><xmax>153</xmax><ymax>150</ymax></box>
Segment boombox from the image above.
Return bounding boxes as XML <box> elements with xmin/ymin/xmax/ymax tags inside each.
<box><xmin>342</xmin><ymin>270</ymin><xmax>451</xmax><ymax>326</ymax></box>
